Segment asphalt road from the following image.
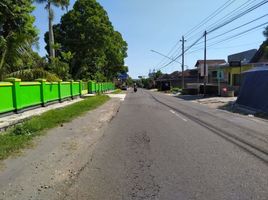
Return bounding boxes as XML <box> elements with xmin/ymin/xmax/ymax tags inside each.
<box><xmin>63</xmin><ymin>89</ymin><xmax>268</xmax><ymax>200</ymax></box>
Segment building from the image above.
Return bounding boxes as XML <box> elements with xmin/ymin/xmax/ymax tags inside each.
<box><xmin>228</xmin><ymin>49</ymin><xmax>257</xmax><ymax>64</ymax></box>
<box><xmin>195</xmin><ymin>59</ymin><xmax>226</xmax><ymax>78</ymax></box>
<box><xmin>156</xmin><ymin>69</ymin><xmax>198</xmax><ymax>91</ymax></box>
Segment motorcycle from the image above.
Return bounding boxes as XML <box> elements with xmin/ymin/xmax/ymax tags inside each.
<box><xmin>134</xmin><ymin>86</ymin><xmax>137</xmax><ymax>92</ymax></box>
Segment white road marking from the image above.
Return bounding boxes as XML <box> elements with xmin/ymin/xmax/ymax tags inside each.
<box><xmin>169</xmin><ymin>110</ymin><xmax>188</xmax><ymax>122</ymax></box>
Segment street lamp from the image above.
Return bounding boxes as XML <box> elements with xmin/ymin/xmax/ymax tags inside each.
<box><xmin>150</xmin><ymin>49</ymin><xmax>189</xmax><ymax>89</ymax></box>
<box><xmin>150</xmin><ymin>50</ymin><xmax>182</xmax><ymax>65</ymax></box>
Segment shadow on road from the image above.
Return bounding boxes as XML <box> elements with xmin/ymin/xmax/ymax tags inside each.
<box><xmin>174</xmin><ymin>95</ymin><xmax>204</xmax><ymax>101</ymax></box>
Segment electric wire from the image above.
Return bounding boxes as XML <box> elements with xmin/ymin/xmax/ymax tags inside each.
<box><xmin>192</xmin><ymin>13</ymin><xmax>268</xmax><ymax>47</ymax></box>
<box><xmin>155</xmin><ymin>0</ymin><xmax>268</xmax><ymax>70</ymax></box>
<box><xmin>186</xmin><ymin>24</ymin><xmax>266</xmax><ymax>55</ymax></box>
<box><xmin>154</xmin><ymin>0</ymin><xmax>236</xmax><ymax>68</ymax></box>
<box><xmin>207</xmin><ymin>0</ymin><xmax>268</xmax><ymax>34</ymax></box>
<box><xmin>186</xmin><ymin>0</ymin><xmax>257</xmax><ymax>42</ymax></box>
<box><xmin>184</xmin><ymin>0</ymin><xmax>236</xmax><ymax>38</ymax></box>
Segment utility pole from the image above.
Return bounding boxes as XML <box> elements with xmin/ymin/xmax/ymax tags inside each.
<box><xmin>180</xmin><ymin>36</ymin><xmax>186</xmax><ymax>89</ymax></box>
<box><xmin>203</xmin><ymin>31</ymin><xmax>207</xmax><ymax>97</ymax></box>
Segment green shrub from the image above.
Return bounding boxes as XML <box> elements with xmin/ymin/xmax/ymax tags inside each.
<box><xmin>171</xmin><ymin>87</ymin><xmax>182</xmax><ymax>93</ymax></box>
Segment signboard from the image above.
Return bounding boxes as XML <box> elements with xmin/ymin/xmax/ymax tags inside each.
<box><xmin>118</xmin><ymin>73</ymin><xmax>129</xmax><ymax>80</ymax></box>
<box><xmin>217</xmin><ymin>70</ymin><xmax>224</xmax><ymax>80</ymax></box>
<box><xmin>200</xmin><ymin>64</ymin><xmax>208</xmax><ymax>77</ymax></box>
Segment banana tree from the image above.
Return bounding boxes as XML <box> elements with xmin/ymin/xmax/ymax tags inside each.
<box><xmin>0</xmin><ymin>1</ymin><xmax>38</xmax><ymax>80</ymax></box>
<box><xmin>35</xmin><ymin>0</ymin><xmax>69</xmax><ymax>60</ymax></box>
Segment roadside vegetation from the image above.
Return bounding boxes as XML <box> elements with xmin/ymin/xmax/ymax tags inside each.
<box><xmin>0</xmin><ymin>0</ymin><xmax>128</xmax><ymax>82</ymax></box>
<box><xmin>0</xmin><ymin>95</ymin><xmax>109</xmax><ymax>160</ymax></box>
<box><xmin>170</xmin><ymin>87</ymin><xmax>182</xmax><ymax>93</ymax></box>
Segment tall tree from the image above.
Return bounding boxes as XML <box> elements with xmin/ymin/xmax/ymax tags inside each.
<box><xmin>44</xmin><ymin>0</ymin><xmax>128</xmax><ymax>80</ymax></box>
<box><xmin>0</xmin><ymin>0</ymin><xmax>38</xmax><ymax>79</ymax></box>
<box><xmin>35</xmin><ymin>0</ymin><xmax>69</xmax><ymax>59</ymax></box>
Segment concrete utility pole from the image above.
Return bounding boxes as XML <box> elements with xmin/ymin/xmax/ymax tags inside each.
<box><xmin>180</xmin><ymin>36</ymin><xmax>186</xmax><ymax>89</ymax></box>
<box><xmin>203</xmin><ymin>31</ymin><xmax>207</xmax><ymax>96</ymax></box>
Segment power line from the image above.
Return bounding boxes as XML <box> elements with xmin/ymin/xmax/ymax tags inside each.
<box><xmin>192</xmin><ymin>13</ymin><xmax>268</xmax><ymax>47</ymax></box>
<box><xmin>186</xmin><ymin>0</ymin><xmax>258</xmax><ymax>42</ymax></box>
<box><xmin>157</xmin><ymin>35</ymin><xmax>203</xmax><ymax>70</ymax></box>
<box><xmin>186</xmin><ymin>23</ymin><xmax>267</xmax><ymax>55</ymax></box>
<box><xmin>208</xmin><ymin>13</ymin><xmax>268</xmax><ymax>40</ymax></box>
<box><xmin>208</xmin><ymin>22</ymin><xmax>268</xmax><ymax>47</ymax></box>
<box><xmin>185</xmin><ymin>0</ymin><xmax>236</xmax><ymax>38</ymax></box>
<box><xmin>155</xmin><ymin>0</ymin><xmax>268</xmax><ymax>70</ymax></box>
<box><xmin>184</xmin><ymin>1</ymin><xmax>268</xmax><ymax>53</ymax></box>
<box><xmin>151</xmin><ymin>50</ymin><xmax>182</xmax><ymax>64</ymax></box>
<box><xmin>206</xmin><ymin>0</ymin><xmax>257</xmax><ymax>31</ymax></box>
<box><xmin>154</xmin><ymin>40</ymin><xmax>182</xmax><ymax>69</ymax></box>
<box><xmin>207</xmin><ymin>0</ymin><xmax>268</xmax><ymax>34</ymax></box>
<box><xmin>155</xmin><ymin>0</ymin><xmax>236</xmax><ymax>67</ymax></box>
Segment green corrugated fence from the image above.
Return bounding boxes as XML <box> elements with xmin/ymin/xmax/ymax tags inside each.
<box><xmin>0</xmin><ymin>78</ymin><xmax>115</xmax><ymax>114</ymax></box>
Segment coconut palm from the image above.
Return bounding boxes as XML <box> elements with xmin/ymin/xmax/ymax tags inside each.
<box><xmin>35</xmin><ymin>0</ymin><xmax>69</xmax><ymax>59</ymax></box>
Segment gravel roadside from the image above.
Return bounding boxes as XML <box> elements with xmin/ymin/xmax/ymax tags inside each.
<box><xmin>0</xmin><ymin>96</ymin><xmax>123</xmax><ymax>200</ymax></box>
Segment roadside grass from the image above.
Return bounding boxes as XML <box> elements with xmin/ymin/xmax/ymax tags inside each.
<box><xmin>0</xmin><ymin>95</ymin><xmax>110</xmax><ymax>160</ymax></box>
<box><xmin>171</xmin><ymin>87</ymin><xmax>182</xmax><ymax>93</ymax></box>
<box><xmin>111</xmin><ymin>89</ymin><xmax>122</xmax><ymax>94</ymax></box>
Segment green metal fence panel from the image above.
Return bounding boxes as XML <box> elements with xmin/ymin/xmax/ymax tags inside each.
<box><xmin>82</xmin><ymin>82</ymin><xmax>88</xmax><ymax>95</ymax></box>
<box><xmin>61</xmin><ymin>82</ymin><xmax>71</xmax><ymax>99</ymax></box>
<box><xmin>0</xmin><ymin>82</ymin><xmax>15</xmax><ymax>113</ymax></box>
<box><xmin>104</xmin><ymin>83</ymin><xmax>107</xmax><ymax>91</ymax></box>
<box><xmin>88</xmin><ymin>81</ymin><xmax>94</xmax><ymax>93</ymax></box>
<box><xmin>100</xmin><ymin>83</ymin><xmax>103</xmax><ymax>93</ymax></box>
<box><xmin>96</xmin><ymin>83</ymin><xmax>100</xmax><ymax>92</ymax></box>
<box><xmin>20</xmin><ymin>82</ymin><xmax>42</xmax><ymax>108</ymax></box>
<box><xmin>94</xmin><ymin>82</ymin><xmax>97</xmax><ymax>92</ymax></box>
<box><xmin>0</xmin><ymin>79</ymin><xmax>89</xmax><ymax>115</ymax></box>
<box><xmin>45</xmin><ymin>82</ymin><xmax>59</xmax><ymax>102</ymax></box>
<box><xmin>73</xmin><ymin>82</ymin><xmax>80</xmax><ymax>96</ymax></box>
<box><xmin>82</xmin><ymin>82</ymin><xmax>88</xmax><ymax>91</ymax></box>
<box><xmin>92</xmin><ymin>81</ymin><xmax>96</xmax><ymax>93</ymax></box>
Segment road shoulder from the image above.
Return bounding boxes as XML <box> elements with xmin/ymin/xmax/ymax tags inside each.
<box><xmin>0</xmin><ymin>96</ymin><xmax>123</xmax><ymax>200</ymax></box>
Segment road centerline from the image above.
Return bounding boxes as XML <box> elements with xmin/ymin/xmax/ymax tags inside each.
<box><xmin>169</xmin><ymin>109</ymin><xmax>188</xmax><ymax>122</ymax></box>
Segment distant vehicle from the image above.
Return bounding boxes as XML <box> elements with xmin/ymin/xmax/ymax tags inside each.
<box><xmin>134</xmin><ymin>83</ymin><xmax>137</xmax><ymax>92</ymax></box>
<box><xmin>121</xmin><ymin>85</ymin><xmax>128</xmax><ymax>90</ymax></box>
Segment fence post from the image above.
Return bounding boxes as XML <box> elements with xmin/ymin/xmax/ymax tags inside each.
<box><xmin>5</xmin><ymin>78</ymin><xmax>22</xmax><ymax>113</ymax></box>
<box><xmin>79</xmin><ymin>80</ymin><xmax>83</xmax><ymax>97</ymax></box>
<box><xmin>70</xmin><ymin>80</ymin><xmax>74</xmax><ymax>99</ymax></box>
<box><xmin>36</xmin><ymin>79</ymin><xmax>46</xmax><ymax>106</ymax></box>
<box><xmin>93</xmin><ymin>81</ymin><xmax>96</xmax><ymax>93</ymax></box>
<box><xmin>58</xmin><ymin>80</ymin><xmax>62</xmax><ymax>102</ymax></box>
<box><xmin>88</xmin><ymin>80</ymin><xmax>93</xmax><ymax>94</ymax></box>
<box><xmin>87</xmin><ymin>81</ymin><xmax>91</xmax><ymax>94</ymax></box>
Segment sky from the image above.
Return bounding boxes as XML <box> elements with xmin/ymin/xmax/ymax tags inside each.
<box><xmin>32</xmin><ymin>0</ymin><xmax>268</xmax><ymax>78</ymax></box>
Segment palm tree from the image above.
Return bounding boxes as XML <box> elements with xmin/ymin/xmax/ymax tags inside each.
<box><xmin>35</xmin><ymin>0</ymin><xmax>69</xmax><ymax>60</ymax></box>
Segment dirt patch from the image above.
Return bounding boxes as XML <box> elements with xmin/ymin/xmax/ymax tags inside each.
<box><xmin>192</xmin><ymin>97</ymin><xmax>237</xmax><ymax>109</ymax></box>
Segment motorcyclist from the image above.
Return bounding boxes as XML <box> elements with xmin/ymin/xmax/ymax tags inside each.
<box><xmin>134</xmin><ymin>83</ymin><xmax>137</xmax><ymax>92</ymax></box>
